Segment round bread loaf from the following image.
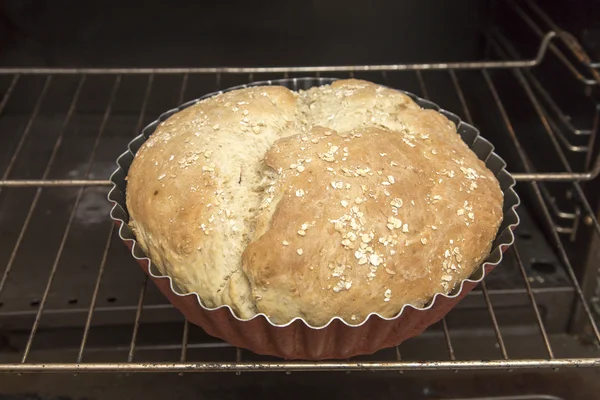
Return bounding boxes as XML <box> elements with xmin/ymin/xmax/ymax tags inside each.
<box><xmin>126</xmin><ymin>79</ymin><xmax>503</xmax><ymax>326</ymax></box>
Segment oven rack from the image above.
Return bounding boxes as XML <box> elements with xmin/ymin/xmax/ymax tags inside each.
<box><xmin>0</xmin><ymin>25</ymin><xmax>599</xmax><ymax>372</ymax></box>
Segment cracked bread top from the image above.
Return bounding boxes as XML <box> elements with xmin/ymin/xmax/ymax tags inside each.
<box><xmin>126</xmin><ymin>79</ymin><xmax>503</xmax><ymax>326</ymax></box>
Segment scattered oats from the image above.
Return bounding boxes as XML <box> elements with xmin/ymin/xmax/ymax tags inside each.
<box><xmin>351</xmin><ymin>315</ymin><xmax>357</xmax><ymax>321</ymax></box>
<box><xmin>242</xmin><ymin>109</ymin><xmax>249</xmax><ymax>116</ymax></box>
<box><xmin>282</xmin><ymin>241</ymin><xmax>289</xmax><ymax>246</ymax></box>
<box><xmin>380</xmin><ymin>153</ymin><xmax>387</xmax><ymax>156</ymax></box>
<box><xmin>356</xmin><ymin>167</ymin><xmax>371</xmax><ymax>177</ymax></box>
<box><xmin>457</xmin><ymin>209</ymin><xmax>465</xmax><ymax>216</ymax></box>
<box><xmin>390</xmin><ymin>161</ymin><xmax>398</xmax><ymax>167</ymax></box>
<box><xmin>358</xmin><ymin>257</ymin><xmax>368</xmax><ymax>265</ymax></box>
<box><xmin>332</xmin><ymin>265</ymin><xmax>346</xmax><ymax>277</ymax></box>
<box><xmin>384</xmin><ymin>288</ymin><xmax>392</xmax><ymax>302</ymax></box>
<box><xmin>298</xmin><ymin>230</ymin><xmax>306</xmax><ymax>236</ymax></box>
<box><xmin>369</xmin><ymin>254</ymin><xmax>382</xmax><ymax>266</ymax></box>
<box><xmin>361</xmin><ymin>234</ymin><xmax>371</xmax><ymax>243</ymax></box>
<box><xmin>442</xmin><ymin>275</ymin><xmax>453</xmax><ymax>282</ymax></box>
<box><xmin>212</xmin><ymin>124</ymin><xmax>220</xmax><ymax>130</ymax></box>
<box><xmin>402</xmin><ymin>224</ymin><xmax>409</xmax><ymax>233</ymax></box>
<box><xmin>330</xmin><ymin>145</ymin><xmax>339</xmax><ymax>153</ymax></box>
<box><xmin>168</xmin><ymin>155</ymin><xmax>175</xmax><ymax>161</ymax></box>
<box><xmin>335</xmin><ymin>181</ymin><xmax>344</xmax><ymax>189</ymax></box>
<box><xmin>327</xmin><ymin>167</ymin><xmax>334</xmax><ymax>172</ymax></box>
<box><xmin>296</xmin><ymin>189</ymin><xmax>305</xmax><ymax>197</ymax></box>
<box><xmin>341</xmin><ymin>239</ymin><xmax>352</xmax><ymax>247</ymax></box>
<box><xmin>385</xmin><ymin>268</ymin><xmax>396</xmax><ymax>275</ymax></box>
<box><xmin>391</xmin><ymin>198</ymin><xmax>403</xmax><ymax>208</ymax></box>
<box><xmin>387</xmin><ymin>216</ymin><xmax>403</xmax><ymax>229</ymax></box>
<box><xmin>297</xmin><ymin>248</ymin><xmax>303</xmax><ymax>255</ymax></box>
<box><xmin>411</xmin><ymin>200</ymin><xmax>415</xmax><ymax>205</ymax></box>
<box><xmin>421</xmin><ymin>238</ymin><xmax>428</xmax><ymax>245</ymax></box>
<box><xmin>387</xmin><ymin>176</ymin><xmax>395</xmax><ymax>184</ymax></box>
<box><xmin>390</xmin><ymin>250</ymin><xmax>396</xmax><ymax>255</ymax></box>
<box><xmin>341</xmin><ymin>200</ymin><xmax>349</xmax><ymax>207</ymax></box>
<box><xmin>297</xmin><ymin>165</ymin><xmax>305</xmax><ymax>173</ymax></box>
<box><xmin>384</xmin><ymin>189</ymin><xmax>391</xmax><ymax>196</ymax></box>
<box><xmin>158</xmin><ymin>173</ymin><xmax>166</xmax><ymax>180</ymax></box>
<box><xmin>432</xmin><ymin>225</ymin><xmax>438</xmax><ymax>230</ymax></box>
<box><xmin>468</xmin><ymin>212</ymin><xmax>475</xmax><ymax>220</ymax></box>
<box><xmin>403</xmin><ymin>138</ymin><xmax>416</xmax><ymax>147</ymax></box>
<box><xmin>431</xmin><ymin>149</ymin><xmax>438</xmax><ymax>155</ymax></box>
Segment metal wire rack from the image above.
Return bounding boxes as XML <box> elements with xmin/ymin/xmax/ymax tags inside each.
<box><xmin>0</xmin><ymin>2</ymin><xmax>599</xmax><ymax>373</ymax></box>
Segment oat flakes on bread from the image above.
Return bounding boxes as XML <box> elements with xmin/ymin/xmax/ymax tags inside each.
<box><xmin>126</xmin><ymin>79</ymin><xmax>503</xmax><ymax>326</ymax></box>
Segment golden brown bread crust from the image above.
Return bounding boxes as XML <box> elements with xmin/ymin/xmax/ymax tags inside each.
<box><xmin>126</xmin><ymin>79</ymin><xmax>503</xmax><ymax>326</ymax></box>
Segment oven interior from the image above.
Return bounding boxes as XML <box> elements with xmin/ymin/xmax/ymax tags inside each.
<box><xmin>0</xmin><ymin>0</ymin><xmax>599</xmax><ymax>398</ymax></box>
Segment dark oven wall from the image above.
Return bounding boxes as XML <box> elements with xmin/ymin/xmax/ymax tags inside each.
<box><xmin>0</xmin><ymin>0</ymin><xmax>487</xmax><ymax>67</ymax></box>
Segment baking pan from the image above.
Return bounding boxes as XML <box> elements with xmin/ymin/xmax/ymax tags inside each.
<box><xmin>108</xmin><ymin>77</ymin><xmax>520</xmax><ymax>359</ymax></box>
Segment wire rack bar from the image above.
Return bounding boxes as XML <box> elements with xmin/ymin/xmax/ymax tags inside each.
<box><xmin>0</xmin><ymin>74</ymin><xmax>19</xmax><ymax>116</ymax></box>
<box><xmin>481</xmin><ymin>280</ymin><xmax>509</xmax><ymax>359</ymax></box>
<box><xmin>0</xmin><ymin>358</ymin><xmax>599</xmax><ymax>373</ymax></box>
<box><xmin>509</xmin><ymin>0</ymin><xmax>600</xmax><ymax>86</ymax></box>
<box><xmin>77</xmin><ymin>226</ymin><xmax>113</xmax><ymax>363</ymax></box>
<box><xmin>180</xmin><ymin>320</ymin><xmax>190</xmax><ymax>362</ymax></box>
<box><xmin>128</xmin><ymin>275</ymin><xmax>148</xmax><ymax>362</ymax></box>
<box><xmin>512</xmin><ymin>245</ymin><xmax>554</xmax><ymax>358</ymax></box>
<box><xmin>176</xmin><ymin>73</ymin><xmax>191</xmax><ymax>363</ymax></box>
<box><xmin>0</xmin><ymin>179</ymin><xmax>111</xmax><ymax>187</ymax></box>
<box><xmin>441</xmin><ymin>318</ymin><xmax>456</xmax><ymax>361</ymax></box>
<box><xmin>0</xmin><ymin>32</ymin><xmax>562</xmax><ymax>75</ymax></box>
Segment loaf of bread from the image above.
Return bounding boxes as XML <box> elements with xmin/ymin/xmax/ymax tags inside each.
<box><xmin>126</xmin><ymin>79</ymin><xmax>503</xmax><ymax>326</ymax></box>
